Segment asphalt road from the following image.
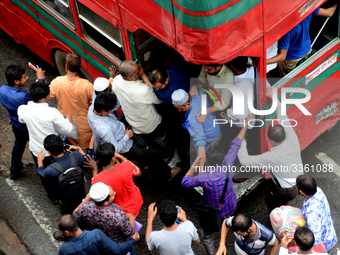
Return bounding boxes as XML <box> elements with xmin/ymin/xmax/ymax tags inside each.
<box><xmin>0</xmin><ymin>28</ymin><xmax>339</xmax><ymax>255</ymax></box>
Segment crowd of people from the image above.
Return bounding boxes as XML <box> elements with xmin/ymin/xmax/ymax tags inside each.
<box><xmin>0</xmin><ymin>2</ymin><xmax>339</xmax><ymax>254</ymax></box>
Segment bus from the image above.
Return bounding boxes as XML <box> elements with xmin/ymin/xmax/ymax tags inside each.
<box><xmin>1</xmin><ymin>0</ymin><xmax>339</xmax><ymax>198</ymax></box>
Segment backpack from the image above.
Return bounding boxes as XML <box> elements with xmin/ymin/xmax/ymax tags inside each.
<box><xmin>50</xmin><ymin>152</ymin><xmax>85</xmax><ymax>214</ymax></box>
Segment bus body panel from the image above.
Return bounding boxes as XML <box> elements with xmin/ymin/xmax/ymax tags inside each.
<box><xmin>260</xmin><ymin>41</ymin><xmax>340</xmax><ymax>153</ymax></box>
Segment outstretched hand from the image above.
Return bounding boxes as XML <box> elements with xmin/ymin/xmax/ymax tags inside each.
<box><xmin>148</xmin><ymin>202</ymin><xmax>157</xmax><ymax>220</ymax></box>
<box><xmin>110</xmin><ymin>66</ymin><xmax>118</xmax><ymax>79</ymax></box>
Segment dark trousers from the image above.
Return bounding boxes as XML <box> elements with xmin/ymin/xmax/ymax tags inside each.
<box><xmin>266</xmin><ymin>181</ymin><xmax>298</xmax><ymax>211</ymax></box>
<box><xmin>10</xmin><ymin>126</ymin><xmax>29</xmax><ymax>176</ymax></box>
<box><xmin>32</xmin><ymin>153</ymin><xmax>55</xmax><ymax>201</ymax></box>
<box><xmin>122</xmin><ymin>143</ymin><xmax>171</xmax><ymax>181</ymax></box>
<box><xmin>156</xmin><ymin>103</ymin><xmax>190</xmax><ymax>168</ymax></box>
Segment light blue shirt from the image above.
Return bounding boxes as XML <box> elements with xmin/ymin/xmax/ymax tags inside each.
<box><xmin>87</xmin><ymin>104</ymin><xmax>133</xmax><ymax>153</ymax></box>
<box><xmin>188</xmin><ymin>89</ymin><xmax>220</xmax><ymax>150</ymax></box>
<box><xmin>301</xmin><ymin>187</ymin><xmax>337</xmax><ymax>251</ymax></box>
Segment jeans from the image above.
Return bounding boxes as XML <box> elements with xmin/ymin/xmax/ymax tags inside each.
<box><xmin>201</xmin><ymin>229</ymin><xmax>216</xmax><ymax>255</ymax></box>
<box><xmin>10</xmin><ymin>126</ymin><xmax>29</xmax><ymax>176</ymax></box>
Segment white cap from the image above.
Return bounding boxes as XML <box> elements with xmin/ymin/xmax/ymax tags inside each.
<box><xmin>171</xmin><ymin>89</ymin><xmax>189</xmax><ymax>106</ymax></box>
<box><xmin>94</xmin><ymin>77</ymin><xmax>110</xmax><ymax>92</ymax></box>
<box><xmin>89</xmin><ymin>182</ymin><xmax>110</xmax><ymax>202</ymax></box>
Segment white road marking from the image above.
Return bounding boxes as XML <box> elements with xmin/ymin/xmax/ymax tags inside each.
<box><xmin>5</xmin><ymin>178</ymin><xmax>61</xmax><ymax>249</ymax></box>
<box><xmin>315</xmin><ymin>152</ymin><xmax>340</xmax><ymax>177</ymax></box>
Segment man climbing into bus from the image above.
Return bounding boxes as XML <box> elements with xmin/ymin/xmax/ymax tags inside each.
<box><xmin>148</xmin><ymin>62</ymin><xmax>191</xmax><ymax>171</ymax></box>
<box><xmin>189</xmin><ymin>63</ymin><xmax>234</xmax><ymax>124</ymax></box>
<box><xmin>267</xmin><ymin>2</ymin><xmax>338</xmax><ymax>77</ymax></box>
<box><xmin>171</xmin><ymin>88</ymin><xmax>222</xmax><ymax>170</ymax></box>
<box><xmin>111</xmin><ymin>60</ymin><xmax>174</xmax><ymax>167</ymax></box>
<box><xmin>237</xmin><ymin>88</ymin><xmax>303</xmax><ymax>210</ymax></box>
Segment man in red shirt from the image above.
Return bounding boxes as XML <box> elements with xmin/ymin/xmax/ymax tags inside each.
<box><xmin>92</xmin><ymin>143</ymin><xmax>143</xmax><ymax>218</ymax></box>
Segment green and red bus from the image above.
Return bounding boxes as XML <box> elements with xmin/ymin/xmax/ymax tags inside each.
<box><xmin>1</xmin><ymin>0</ymin><xmax>339</xmax><ymax>177</ymax></box>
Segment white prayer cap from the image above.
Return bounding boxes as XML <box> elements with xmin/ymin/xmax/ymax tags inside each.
<box><xmin>94</xmin><ymin>77</ymin><xmax>110</xmax><ymax>92</ymax></box>
<box><xmin>171</xmin><ymin>89</ymin><xmax>189</xmax><ymax>106</ymax></box>
<box><xmin>89</xmin><ymin>182</ymin><xmax>110</xmax><ymax>202</ymax></box>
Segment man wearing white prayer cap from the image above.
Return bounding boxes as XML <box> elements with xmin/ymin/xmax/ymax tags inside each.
<box><xmin>171</xmin><ymin>88</ymin><xmax>222</xmax><ymax>168</ymax></box>
<box><xmin>73</xmin><ymin>182</ymin><xmax>136</xmax><ymax>246</ymax></box>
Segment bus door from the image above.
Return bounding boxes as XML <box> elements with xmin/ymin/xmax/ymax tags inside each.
<box><xmin>261</xmin><ymin>2</ymin><xmax>340</xmax><ymax>152</ymax></box>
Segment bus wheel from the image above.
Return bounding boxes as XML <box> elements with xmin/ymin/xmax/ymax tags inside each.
<box><xmin>54</xmin><ymin>50</ymin><xmax>93</xmax><ymax>83</ymax></box>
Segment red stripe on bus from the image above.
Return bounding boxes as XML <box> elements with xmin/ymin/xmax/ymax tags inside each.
<box><xmin>172</xmin><ymin>0</ymin><xmax>242</xmax><ymax>17</ymax></box>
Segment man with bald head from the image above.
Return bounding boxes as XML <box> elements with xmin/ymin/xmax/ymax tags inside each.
<box><xmin>112</xmin><ymin>60</ymin><xmax>176</xmax><ymax>180</ymax></box>
<box><xmin>238</xmin><ymin>88</ymin><xmax>302</xmax><ymax>210</ymax></box>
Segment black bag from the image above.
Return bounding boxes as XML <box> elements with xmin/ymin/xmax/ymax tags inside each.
<box><xmin>194</xmin><ymin>171</ymin><xmax>229</xmax><ymax>233</ymax></box>
<box><xmin>133</xmin><ymin>133</ymin><xmax>151</xmax><ymax>149</ymax></box>
<box><xmin>50</xmin><ymin>152</ymin><xmax>85</xmax><ymax>214</ymax></box>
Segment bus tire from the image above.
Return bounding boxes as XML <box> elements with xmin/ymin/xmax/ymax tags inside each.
<box><xmin>54</xmin><ymin>50</ymin><xmax>93</xmax><ymax>83</ymax></box>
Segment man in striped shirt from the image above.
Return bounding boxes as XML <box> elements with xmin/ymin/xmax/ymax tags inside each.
<box><xmin>217</xmin><ymin>214</ymin><xmax>278</xmax><ymax>255</ymax></box>
<box><xmin>182</xmin><ymin>114</ymin><xmax>254</xmax><ymax>255</ymax></box>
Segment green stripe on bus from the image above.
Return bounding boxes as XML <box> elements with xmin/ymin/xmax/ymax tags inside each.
<box><xmin>152</xmin><ymin>0</ymin><xmax>261</xmax><ymax>30</ymax></box>
<box><xmin>260</xmin><ymin>60</ymin><xmax>340</xmax><ymax>128</ymax></box>
<box><xmin>11</xmin><ymin>0</ymin><xmax>116</xmax><ymax>77</ymax></box>
<box><xmin>175</xmin><ymin>0</ymin><xmax>234</xmax><ymax>12</ymax></box>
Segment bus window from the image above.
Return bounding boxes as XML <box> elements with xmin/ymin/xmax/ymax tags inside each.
<box><xmin>76</xmin><ymin>2</ymin><xmax>125</xmax><ymax>61</ymax></box>
<box><xmin>38</xmin><ymin>0</ymin><xmax>75</xmax><ymax>28</ymax></box>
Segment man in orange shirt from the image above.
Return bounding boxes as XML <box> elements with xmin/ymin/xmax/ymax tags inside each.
<box><xmin>92</xmin><ymin>143</ymin><xmax>143</xmax><ymax>218</ymax></box>
<box><xmin>48</xmin><ymin>53</ymin><xmax>94</xmax><ymax>149</ymax></box>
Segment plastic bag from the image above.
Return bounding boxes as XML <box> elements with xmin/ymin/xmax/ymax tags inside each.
<box><xmin>270</xmin><ymin>206</ymin><xmax>326</xmax><ymax>253</ymax></box>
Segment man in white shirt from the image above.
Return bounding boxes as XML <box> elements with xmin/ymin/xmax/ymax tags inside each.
<box><xmin>238</xmin><ymin>88</ymin><xmax>302</xmax><ymax>210</ymax></box>
<box><xmin>279</xmin><ymin>226</ymin><xmax>329</xmax><ymax>255</ymax></box>
<box><xmin>18</xmin><ymin>81</ymin><xmax>73</xmax><ymax>167</ymax></box>
<box><xmin>112</xmin><ymin>60</ymin><xmax>170</xmax><ymax>161</ymax></box>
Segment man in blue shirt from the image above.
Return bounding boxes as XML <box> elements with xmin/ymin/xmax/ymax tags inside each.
<box><xmin>267</xmin><ymin>3</ymin><xmax>338</xmax><ymax>77</ymax></box>
<box><xmin>57</xmin><ymin>214</ymin><xmax>139</xmax><ymax>255</ymax></box>
<box><xmin>171</xmin><ymin>89</ymin><xmax>221</xmax><ymax>169</ymax></box>
<box><xmin>0</xmin><ymin>65</ymin><xmax>31</xmax><ymax>179</ymax></box>
<box><xmin>149</xmin><ymin>63</ymin><xmax>190</xmax><ymax>104</ymax></box>
<box><xmin>88</xmin><ymin>92</ymin><xmax>174</xmax><ymax>181</ymax></box>
<box><xmin>148</xmin><ymin>62</ymin><xmax>191</xmax><ymax>170</ymax></box>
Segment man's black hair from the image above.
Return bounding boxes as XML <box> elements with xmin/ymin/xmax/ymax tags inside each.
<box><xmin>5</xmin><ymin>65</ymin><xmax>26</xmax><ymax>87</ymax></box>
<box><xmin>205</xmin><ymin>63</ymin><xmax>221</xmax><ymax>68</ymax></box>
<box><xmin>296</xmin><ymin>175</ymin><xmax>317</xmax><ymax>196</ymax></box>
<box><xmin>294</xmin><ymin>226</ymin><xmax>315</xmax><ymax>251</ymax></box>
<box><xmin>44</xmin><ymin>134</ymin><xmax>64</xmax><ymax>156</ymax></box>
<box><xmin>267</xmin><ymin>125</ymin><xmax>286</xmax><ymax>143</ymax></box>
<box><xmin>96</xmin><ymin>143</ymin><xmax>116</xmax><ymax>167</ymax></box>
<box><xmin>229</xmin><ymin>56</ymin><xmax>248</xmax><ymax>71</ymax></box>
<box><xmin>231</xmin><ymin>214</ymin><xmax>253</xmax><ymax>233</ymax></box>
<box><xmin>30</xmin><ymin>81</ymin><xmax>50</xmax><ymax>102</ymax></box>
<box><xmin>66</xmin><ymin>53</ymin><xmax>81</xmax><ymax>73</ymax></box>
<box><xmin>94</xmin><ymin>92</ymin><xmax>117</xmax><ymax>113</ymax></box>
<box><xmin>148</xmin><ymin>67</ymin><xmax>168</xmax><ymax>85</ymax></box>
<box><xmin>58</xmin><ymin>214</ymin><xmax>79</xmax><ymax>233</ymax></box>
<box><xmin>94</xmin><ymin>194</ymin><xmax>110</xmax><ymax>206</ymax></box>
<box><xmin>159</xmin><ymin>200</ymin><xmax>177</xmax><ymax>227</ymax></box>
